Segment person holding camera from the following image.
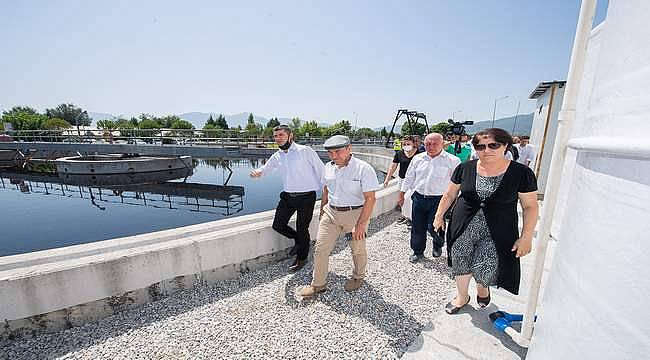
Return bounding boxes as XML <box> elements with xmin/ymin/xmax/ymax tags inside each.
<box><xmin>401</xmin><ymin>133</ymin><xmax>460</xmax><ymax>263</ymax></box>
<box><xmin>433</xmin><ymin>128</ymin><xmax>538</xmax><ymax>314</ymax></box>
<box><xmin>445</xmin><ymin>133</ymin><xmax>473</xmax><ymax>162</ymax></box>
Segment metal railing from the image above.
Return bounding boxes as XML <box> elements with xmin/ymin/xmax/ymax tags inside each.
<box><xmin>2</xmin><ymin>128</ymin><xmax>389</xmax><ymax>147</ymax></box>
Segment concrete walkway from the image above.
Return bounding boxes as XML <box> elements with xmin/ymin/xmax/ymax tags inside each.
<box><xmin>403</xmin><ymin>236</ymin><xmax>557</xmax><ymax>360</ymax></box>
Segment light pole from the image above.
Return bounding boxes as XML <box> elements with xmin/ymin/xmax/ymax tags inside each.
<box><xmin>352</xmin><ymin>112</ymin><xmax>358</xmax><ymax>137</ymax></box>
<box><xmin>491</xmin><ymin>95</ymin><xmax>509</xmax><ymax>127</ymax></box>
<box><xmin>512</xmin><ymin>100</ymin><xmax>521</xmax><ymax>134</ymax></box>
<box><xmin>452</xmin><ymin>110</ymin><xmax>463</xmax><ymax>121</ymax></box>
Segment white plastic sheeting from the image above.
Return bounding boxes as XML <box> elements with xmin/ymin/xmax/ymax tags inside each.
<box><xmin>528</xmin><ymin>1</ymin><xmax>650</xmax><ymax>358</ymax></box>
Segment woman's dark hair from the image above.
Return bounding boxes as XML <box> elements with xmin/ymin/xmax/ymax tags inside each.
<box><xmin>472</xmin><ymin>128</ymin><xmax>513</xmax><ymax>155</ymax></box>
<box><xmin>401</xmin><ymin>135</ymin><xmax>415</xmax><ymax>142</ymax></box>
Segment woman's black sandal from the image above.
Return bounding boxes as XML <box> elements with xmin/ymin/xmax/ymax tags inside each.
<box><xmin>477</xmin><ymin>289</ymin><xmax>491</xmax><ymax>308</ymax></box>
<box><xmin>445</xmin><ymin>295</ymin><xmax>471</xmax><ymax>314</ymax></box>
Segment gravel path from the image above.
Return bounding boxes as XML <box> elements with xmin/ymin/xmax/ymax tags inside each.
<box><xmin>2</xmin><ymin>211</ymin><xmax>455</xmax><ymax>359</ymax></box>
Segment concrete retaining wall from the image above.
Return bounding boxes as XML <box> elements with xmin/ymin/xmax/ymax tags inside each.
<box><xmin>0</xmin><ymin>148</ymin><xmax>397</xmax><ymax>342</ymax></box>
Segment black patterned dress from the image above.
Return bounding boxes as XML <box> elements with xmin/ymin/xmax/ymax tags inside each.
<box><xmin>450</xmin><ymin>173</ymin><xmax>504</xmax><ymax>286</ymax></box>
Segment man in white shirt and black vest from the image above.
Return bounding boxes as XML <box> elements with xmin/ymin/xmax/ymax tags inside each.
<box><xmin>250</xmin><ymin>125</ymin><xmax>324</xmax><ymax>273</ymax></box>
<box><xmin>298</xmin><ymin>135</ymin><xmax>379</xmax><ymax>298</ymax></box>
<box><xmin>400</xmin><ymin>133</ymin><xmax>460</xmax><ymax>263</ymax></box>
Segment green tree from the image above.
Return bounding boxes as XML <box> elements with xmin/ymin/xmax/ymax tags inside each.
<box><xmin>215</xmin><ymin>114</ymin><xmax>228</xmax><ymax>129</ymax></box>
<box><xmin>1</xmin><ymin>106</ymin><xmax>46</xmax><ymax>131</ymax></box>
<box><xmin>206</xmin><ymin>115</ymin><xmax>216</xmax><ymax>127</ymax></box>
<box><xmin>245</xmin><ymin>116</ymin><xmax>263</xmax><ymax>135</ymax></box>
<box><xmin>430</xmin><ymin>121</ymin><xmax>451</xmax><ymax>135</ymax></box>
<box><xmin>138</xmin><ymin>118</ymin><xmax>161</xmax><ymax>139</ymax></box>
<box><xmin>355</xmin><ymin>127</ymin><xmax>378</xmax><ymax>139</ymax></box>
<box><xmin>380</xmin><ymin>127</ymin><xmax>388</xmax><ymax>138</ymax></box>
<box><xmin>45</xmin><ymin>103</ymin><xmax>90</xmax><ymax>136</ymax></box>
<box><xmin>202</xmin><ymin>123</ymin><xmax>223</xmax><ymax>138</ymax></box>
<box><xmin>327</xmin><ymin>120</ymin><xmax>352</xmax><ymax>136</ymax></box>
<box><xmin>170</xmin><ymin>119</ymin><xmax>194</xmax><ymax>129</ymax></box>
<box><xmin>138</xmin><ymin>113</ymin><xmax>155</xmax><ymax>123</ymax></box>
<box><xmin>43</xmin><ymin>118</ymin><xmax>72</xmax><ymax>129</ymax></box>
<box><xmin>116</xmin><ymin>118</ymin><xmax>134</xmax><ymax>128</ymax></box>
<box><xmin>300</xmin><ymin>120</ymin><xmax>322</xmax><ymax>137</ymax></box>
<box><xmin>401</xmin><ymin>121</ymin><xmax>428</xmax><ymax>136</ymax></box>
<box><xmin>289</xmin><ymin>117</ymin><xmax>302</xmax><ymax>131</ymax></box>
<box><xmin>129</xmin><ymin>117</ymin><xmax>139</xmax><ymax>127</ymax></box>
<box><xmin>158</xmin><ymin>115</ymin><xmax>182</xmax><ymax>128</ymax></box>
<box><xmin>116</xmin><ymin>118</ymin><xmax>137</xmax><ymax>137</ymax></box>
<box><xmin>97</xmin><ymin>119</ymin><xmax>117</xmax><ymax>130</ymax></box>
<box><xmin>138</xmin><ymin>119</ymin><xmax>161</xmax><ymax>129</ymax></box>
<box><xmin>266</xmin><ymin>117</ymin><xmax>280</xmax><ymax>128</ymax></box>
<box><xmin>40</xmin><ymin>118</ymin><xmax>71</xmax><ymax>141</ymax></box>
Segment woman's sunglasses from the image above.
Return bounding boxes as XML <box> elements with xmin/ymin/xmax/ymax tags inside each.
<box><xmin>474</xmin><ymin>142</ymin><xmax>503</xmax><ymax>151</ymax></box>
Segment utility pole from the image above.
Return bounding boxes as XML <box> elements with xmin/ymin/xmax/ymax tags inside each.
<box><xmin>491</xmin><ymin>95</ymin><xmax>509</xmax><ymax>127</ymax></box>
<box><xmin>452</xmin><ymin>110</ymin><xmax>462</xmax><ymax>121</ymax></box>
<box><xmin>512</xmin><ymin>100</ymin><xmax>521</xmax><ymax>134</ymax></box>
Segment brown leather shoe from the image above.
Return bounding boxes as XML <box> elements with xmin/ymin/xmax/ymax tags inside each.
<box><xmin>297</xmin><ymin>285</ymin><xmax>327</xmax><ymax>298</ymax></box>
<box><xmin>344</xmin><ymin>278</ymin><xmax>364</xmax><ymax>292</ymax></box>
<box><xmin>288</xmin><ymin>259</ymin><xmax>307</xmax><ymax>273</ymax></box>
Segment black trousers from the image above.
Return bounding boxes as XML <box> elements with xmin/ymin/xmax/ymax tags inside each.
<box><xmin>272</xmin><ymin>191</ymin><xmax>317</xmax><ymax>261</ymax></box>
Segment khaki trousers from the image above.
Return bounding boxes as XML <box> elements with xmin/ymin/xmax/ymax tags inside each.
<box><xmin>311</xmin><ymin>205</ymin><xmax>367</xmax><ymax>287</ymax></box>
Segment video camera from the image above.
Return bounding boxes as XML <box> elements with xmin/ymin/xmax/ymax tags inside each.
<box><xmin>447</xmin><ymin>119</ymin><xmax>474</xmax><ymax>155</ymax></box>
<box><xmin>448</xmin><ymin>119</ymin><xmax>474</xmax><ymax>136</ymax></box>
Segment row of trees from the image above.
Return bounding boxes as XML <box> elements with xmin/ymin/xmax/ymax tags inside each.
<box><xmin>214</xmin><ymin>113</ymin><xmax>454</xmax><ymax>139</ymax></box>
<box><xmin>0</xmin><ymin>104</ymin><xmax>90</xmax><ymax>134</ymax></box>
<box><xmin>1</xmin><ymin>105</ymin><xmax>454</xmax><ymax>140</ymax></box>
<box><xmin>96</xmin><ymin>114</ymin><xmax>194</xmax><ymax>131</ymax></box>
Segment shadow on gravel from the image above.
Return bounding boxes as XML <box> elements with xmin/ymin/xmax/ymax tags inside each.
<box><xmin>2</xmin><ymin>211</ymin><xmax>402</xmax><ymax>360</ymax></box>
<box><xmin>284</xmin><ymin>272</ymin><xmax>422</xmax><ymax>357</ymax></box>
<box><xmin>282</xmin><ymin>210</ymin><xmax>422</xmax><ymax>356</ymax></box>
<box><xmin>418</xmin><ymin>255</ymin><xmax>454</xmax><ymax>277</ymax></box>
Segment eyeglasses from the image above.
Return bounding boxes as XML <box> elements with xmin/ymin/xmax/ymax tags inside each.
<box><xmin>474</xmin><ymin>142</ymin><xmax>503</xmax><ymax>151</ymax></box>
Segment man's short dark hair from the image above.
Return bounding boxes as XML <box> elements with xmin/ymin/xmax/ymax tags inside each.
<box><xmin>402</xmin><ymin>135</ymin><xmax>415</xmax><ymax>142</ymax></box>
<box><xmin>520</xmin><ymin>135</ymin><xmax>530</xmax><ymax>140</ymax></box>
<box><xmin>273</xmin><ymin>125</ymin><xmax>292</xmax><ymax>134</ymax></box>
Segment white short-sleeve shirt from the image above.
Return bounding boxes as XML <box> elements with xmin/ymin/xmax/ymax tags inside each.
<box><xmin>323</xmin><ymin>156</ymin><xmax>380</xmax><ymax>207</ymax></box>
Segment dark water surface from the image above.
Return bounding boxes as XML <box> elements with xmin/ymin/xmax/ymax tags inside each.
<box><xmin>0</xmin><ymin>158</ymin><xmax>287</xmax><ymax>257</ymax></box>
<box><xmin>0</xmin><ymin>158</ymin><xmax>385</xmax><ymax>257</ymax></box>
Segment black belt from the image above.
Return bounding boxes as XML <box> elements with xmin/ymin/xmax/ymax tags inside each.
<box><xmin>284</xmin><ymin>191</ymin><xmax>316</xmax><ymax>197</ymax></box>
<box><xmin>329</xmin><ymin>205</ymin><xmax>363</xmax><ymax>211</ymax></box>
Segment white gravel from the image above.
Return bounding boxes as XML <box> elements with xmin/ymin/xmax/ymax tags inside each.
<box><xmin>1</xmin><ymin>210</ymin><xmax>455</xmax><ymax>360</ymax></box>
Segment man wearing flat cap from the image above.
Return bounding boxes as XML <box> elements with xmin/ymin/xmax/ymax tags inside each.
<box><xmin>298</xmin><ymin>135</ymin><xmax>380</xmax><ymax>297</ymax></box>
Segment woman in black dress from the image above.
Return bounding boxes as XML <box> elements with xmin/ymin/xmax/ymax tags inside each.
<box><xmin>433</xmin><ymin>128</ymin><xmax>538</xmax><ymax>314</ymax></box>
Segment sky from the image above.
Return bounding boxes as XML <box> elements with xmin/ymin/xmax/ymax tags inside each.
<box><xmin>0</xmin><ymin>0</ymin><xmax>609</xmax><ymax>128</ymax></box>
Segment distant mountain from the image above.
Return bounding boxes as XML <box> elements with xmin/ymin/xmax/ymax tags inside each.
<box><xmin>375</xmin><ymin>113</ymin><xmax>534</xmax><ymax>136</ymax></box>
<box><xmin>465</xmin><ymin>113</ymin><xmax>533</xmax><ymax>135</ymax></box>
